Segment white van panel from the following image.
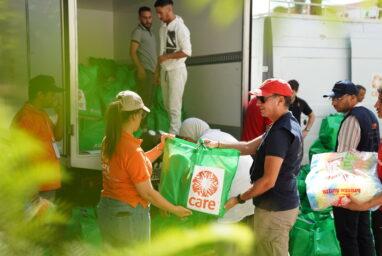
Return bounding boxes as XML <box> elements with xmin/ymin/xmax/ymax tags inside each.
<box><xmin>250</xmin><ymin>18</ymin><xmax>265</xmax><ymax>90</ymax></box>
<box><xmin>184</xmin><ymin>63</ymin><xmax>242</xmax><ymax>127</ymax></box>
<box><xmin>271</xmin><ymin>16</ymin><xmax>354</xmax><ymax>164</ymax></box>
<box><xmin>270</xmin><ymin>16</ymin><xmax>382</xmax><ymax>163</ymax></box>
<box><xmin>351</xmin><ymin>32</ymin><xmax>382</xmax><ymax>130</ymax></box>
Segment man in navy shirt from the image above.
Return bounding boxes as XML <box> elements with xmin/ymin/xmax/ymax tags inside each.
<box><xmin>288</xmin><ymin>79</ymin><xmax>315</xmax><ymax>139</ymax></box>
<box><xmin>324</xmin><ymin>80</ymin><xmax>379</xmax><ymax>256</ymax></box>
<box><xmin>206</xmin><ymin>78</ymin><xmax>303</xmax><ymax>256</ymax></box>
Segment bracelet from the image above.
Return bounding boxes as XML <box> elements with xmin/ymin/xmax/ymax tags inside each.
<box><xmin>304</xmin><ymin>127</ymin><xmax>310</xmax><ymax>132</ymax></box>
<box><xmin>236</xmin><ymin>194</ymin><xmax>246</xmax><ymax>204</ymax></box>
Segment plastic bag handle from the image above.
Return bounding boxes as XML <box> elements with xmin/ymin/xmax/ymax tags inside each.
<box><xmin>197</xmin><ymin>138</ymin><xmax>208</xmax><ymax>150</ymax></box>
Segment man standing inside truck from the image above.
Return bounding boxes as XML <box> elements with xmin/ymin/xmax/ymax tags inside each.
<box><xmin>324</xmin><ymin>80</ymin><xmax>379</xmax><ymax>256</ymax></box>
<box><xmin>12</xmin><ymin>75</ymin><xmax>63</xmax><ymax>200</ymax></box>
<box><xmin>154</xmin><ymin>0</ymin><xmax>192</xmax><ymax>135</ymax></box>
<box><xmin>130</xmin><ymin>6</ymin><xmax>157</xmax><ymax>109</ymax></box>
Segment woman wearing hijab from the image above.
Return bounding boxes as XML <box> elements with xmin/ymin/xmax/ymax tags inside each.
<box><xmin>97</xmin><ymin>90</ymin><xmax>192</xmax><ymax>247</ymax></box>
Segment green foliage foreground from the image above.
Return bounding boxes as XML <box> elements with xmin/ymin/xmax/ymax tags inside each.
<box><xmin>0</xmin><ymin>103</ymin><xmax>254</xmax><ymax>255</ymax></box>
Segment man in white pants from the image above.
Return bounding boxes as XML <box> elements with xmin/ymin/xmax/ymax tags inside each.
<box><xmin>154</xmin><ymin>0</ymin><xmax>191</xmax><ymax>135</ymax></box>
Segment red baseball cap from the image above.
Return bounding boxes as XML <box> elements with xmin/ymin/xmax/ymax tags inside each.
<box><xmin>249</xmin><ymin>78</ymin><xmax>292</xmax><ymax>97</ymax></box>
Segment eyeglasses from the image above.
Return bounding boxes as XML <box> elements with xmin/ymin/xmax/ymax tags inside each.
<box><xmin>257</xmin><ymin>95</ymin><xmax>278</xmax><ymax>103</ymax></box>
<box><xmin>331</xmin><ymin>95</ymin><xmax>346</xmax><ymax>102</ymax></box>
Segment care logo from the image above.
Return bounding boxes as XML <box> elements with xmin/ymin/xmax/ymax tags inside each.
<box><xmin>187</xmin><ymin>165</ymin><xmax>225</xmax><ymax>215</ymax></box>
<box><xmin>191</xmin><ymin>170</ymin><xmax>218</xmax><ymax>197</ymax></box>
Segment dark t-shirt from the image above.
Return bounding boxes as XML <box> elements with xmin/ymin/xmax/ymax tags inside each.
<box><xmin>289</xmin><ymin>96</ymin><xmax>312</xmax><ymax>125</ymax></box>
<box><xmin>251</xmin><ymin>112</ymin><xmax>302</xmax><ymax>211</ymax></box>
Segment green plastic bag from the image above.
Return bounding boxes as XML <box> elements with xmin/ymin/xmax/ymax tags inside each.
<box><xmin>308</xmin><ymin>113</ymin><xmax>344</xmax><ymax>161</ymax></box>
<box><xmin>318</xmin><ymin>113</ymin><xmax>344</xmax><ymax>150</ymax></box>
<box><xmin>298</xmin><ymin>165</ymin><xmax>310</xmax><ymax>181</ymax></box>
<box><xmin>289</xmin><ymin>213</ymin><xmax>341</xmax><ymax>256</ymax></box>
<box><xmin>78</xmin><ymin>65</ymin><xmax>103</xmax><ymax>118</ymax></box>
<box><xmin>79</xmin><ymin>119</ymin><xmax>104</xmax><ymax>152</ymax></box>
<box><xmin>160</xmin><ymin>138</ymin><xmax>240</xmax><ymax>218</ymax></box>
<box><xmin>88</xmin><ymin>57</ymin><xmax>117</xmax><ymax>81</ymax></box>
<box><xmin>115</xmin><ymin>65</ymin><xmax>136</xmax><ymax>91</ymax></box>
<box><xmin>309</xmin><ymin>139</ymin><xmax>332</xmax><ymax>162</ymax></box>
<box><xmin>147</xmin><ymin>88</ymin><xmax>170</xmax><ymax>132</ymax></box>
<box><xmin>70</xmin><ymin>207</ymin><xmax>102</xmax><ymax>247</ymax></box>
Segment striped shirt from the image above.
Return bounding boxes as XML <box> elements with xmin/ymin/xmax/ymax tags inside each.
<box><xmin>337</xmin><ymin>115</ymin><xmax>361</xmax><ymax>152</ymax></box>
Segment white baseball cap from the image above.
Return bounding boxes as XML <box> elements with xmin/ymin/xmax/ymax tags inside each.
<box><xmin>116</xmin><ymin>90</ymin><xmax>150</xmax><ymax>113</ymax></box>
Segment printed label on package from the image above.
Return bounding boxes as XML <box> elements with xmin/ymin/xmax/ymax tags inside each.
<box><xmin>187</xmin><ymin>165</ymin><xmax>225</xmax><ymax>215</ymax></box>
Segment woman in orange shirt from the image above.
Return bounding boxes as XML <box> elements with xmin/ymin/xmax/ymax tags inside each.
<box><xmin>97</xmin><ymin>90</ymin><xmax>191</xmax><ymax>247</ymax></box>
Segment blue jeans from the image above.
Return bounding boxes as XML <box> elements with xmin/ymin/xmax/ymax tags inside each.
<box><xmin>97</xmin><ymin>197</ymin><xmax>150</xmax><ymax>247</ymax></box>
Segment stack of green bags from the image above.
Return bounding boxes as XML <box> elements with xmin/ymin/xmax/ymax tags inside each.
<box><xmin>146</xmin><ymin>87</ymin><xmax>171</xmax><ymax>133</ymax></box>
<box><xmin>308</xmin><ymin>113</ymin><xmax>344</xmax><ymax>161</ymax></box>
<box><xmin>78</xmin><ymin>58</ymin><xmax>179</xmax><ymax>152</ymax></box>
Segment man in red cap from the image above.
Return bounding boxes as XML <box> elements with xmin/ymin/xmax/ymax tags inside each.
<box><xmin>205</xmin><ymin>78</ymin><xmax>303</xmax><ymax>256</ymax></box>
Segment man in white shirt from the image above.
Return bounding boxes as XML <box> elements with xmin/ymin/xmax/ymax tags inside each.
<box><xmin>154</xmin><ymin>0</ymin><xmax>192</xmax><ymax>135</ymax></box>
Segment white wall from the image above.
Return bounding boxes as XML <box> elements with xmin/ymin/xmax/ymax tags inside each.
<box><xmin>28</xmin><ymin>0</ymin><xmax>63</xmax><ymax>86</ymax></box>
<box><xmin>175</xmin><ymin>1</ymin><xmax>244</xmax><ymax>130</ymax></box>
<box><xmin>2</xmin><ymin>1</ymin><xmax>28</xmax><ymax>88</ymax></box>
<box><xmin>77</xmin><ymin>8</ymin><xmax>114</xmax><ymax>65</ymax></box>
<box><xmin>351</xmin><ymin>31</ymin><xmax>382</xmax><ymax>123</ymax></box>
<box><xmin>0</xmin><ymin>0</ymin><xmax>29</xmax><ymax>122</ymax></box>
<box><xmin>269</xmin><ymin>15</ymin><xmax>382</xmax><ymax>163</ymax></box>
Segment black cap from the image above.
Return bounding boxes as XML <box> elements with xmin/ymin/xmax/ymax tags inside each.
<box><xmin>323</xmin><ymin>80</ymin><xmax>358</xmax><ymax>98</ymax></box>
<box><xmin>29</xmin><ymin>75</ymin><xmax>63</xmax><ymax>94</ymax></box>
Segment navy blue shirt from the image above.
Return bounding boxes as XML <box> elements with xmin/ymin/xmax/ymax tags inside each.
<box><xmin>336</xmin><ymin>106</ymin><xmax>379</xmax><ymax>152</ymax></box>
<box><xmin>250</xmin><ymin>112</ymin><xmax>303</xmax><ymax>211</ymax></box>
<box><xmin>289</xmin><ymin>96</ymin><xmax>312</xmax><ymax>125</ymax></box>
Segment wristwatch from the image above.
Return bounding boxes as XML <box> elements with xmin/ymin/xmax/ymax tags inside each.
<box><xmin>236</xmin><ymin>194</ymin><xmax>246</xmax><ymax>204</ymax></box>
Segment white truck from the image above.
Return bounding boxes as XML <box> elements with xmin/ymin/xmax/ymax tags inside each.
<box><xmin>3</xmin><ymin>0</ymin><xmax>382</xmax><ymax>171</ymax></box>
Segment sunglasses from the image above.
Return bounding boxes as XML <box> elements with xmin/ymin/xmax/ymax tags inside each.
<box><xmin>257</xmin><ymin>95</ymin><xmax>278</xmax><ymax>103</ymax></box>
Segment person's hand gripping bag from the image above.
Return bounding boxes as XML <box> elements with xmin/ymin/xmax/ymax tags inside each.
<box><xmin>306</xmin><ymin>151</ymin><xmax>382</xmax><ymax>211</ymax></box>
<box><xmin>160</xmin><ymin>138</ymin><xmax>240</xmax><ymax>217</ymax></box>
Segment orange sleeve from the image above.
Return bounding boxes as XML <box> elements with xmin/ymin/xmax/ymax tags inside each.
<box><xmin>16</xmin><ymin>115</ymin><xmax>39</xmax><ymax>136</ymax></box>
<box><xmin>126</xmin><ymin>150</ymin><xmax>151</xmax><ymax>184</ymax></box>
